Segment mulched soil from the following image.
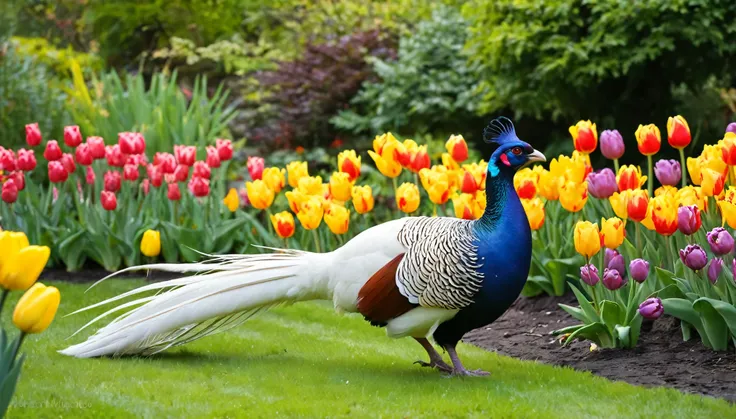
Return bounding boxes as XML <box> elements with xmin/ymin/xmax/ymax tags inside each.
<box><xmin>464</xmin><ymin>294</ymin><xmax>736</xmax><ymax>402</ymax></box>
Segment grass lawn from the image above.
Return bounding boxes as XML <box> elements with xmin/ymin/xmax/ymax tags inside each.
<box><xmin>1</xmin><ymin>279</ymin><xmax>734</xmax><ymax>418</ymax></box>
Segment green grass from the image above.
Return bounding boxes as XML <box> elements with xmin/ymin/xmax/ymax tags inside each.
<box><xmin>1</xmin><ymin>279</ymin><xmax>734</xmax><ymax>418</ymax></box>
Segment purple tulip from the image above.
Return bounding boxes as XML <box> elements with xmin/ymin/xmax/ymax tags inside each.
<box><xmin>677</xmin><ymin>205</ymin><xmax>701</xmax><ymax>236</ymax></box>
<box><xmin>629</xmin><ymin>258</ymin><xmax>650</xmax><ymax>283</ymax></box>
<box><xmin>679</xmin><ymin>244</ymin><xmax>708</xmax><ymax>271</ymax></box>
<box><xmin>706</xmin><ymin>227</ymin><xmax>734</xmax><ymax>256</ymax></box>
<box><xmin>654</xmin><ymin>159</ymin><xmax>681</xmax><ymax>186</ymax></box>
<box><xmin>727</xmin><ymin>122</ymin><xmax>736</xmax><ymax>135</ymax></box>
<box><xmin>602</xmin><ymin>268</ymin><xmax>625</xmax><ymax>290</ymax></box>
<box><xmin>600</xmin><ymin>130</ymin><xmax>625</xmax><ymax>160</ymax></box>
<box><xmin>638</xmin><ymin>297</ymin><xmax>664</xmax><ymax>320</ymax></box>
<box><xmin>605</xmin><ymin>249</ymin><xmax>626</xmax><ymax>277</ymax></box>
<box><xmin>707</xmin><ymin>258</ymin><xmax>723</xmax><ymax>284</ymax></box>
<box><xmin>586</xmin><ymin>168</ymin><xmax>618</xmax><ymax>199</ymax></box>
<box><xmin>580</xmin><ymin>264</ymin><xmax>600</xmax><ymax>286</ymax></box>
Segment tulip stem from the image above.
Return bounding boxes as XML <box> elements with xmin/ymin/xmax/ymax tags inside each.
<box><xmin>613</xmin><ymin>159</ymin><xmax>620</xmax><ymax>175</ymax></box>
<box><xmin>11</xmin><ymin>332</ymin><xmax>26</xmax><ymax>365</ymax></box>
<box><xmin>312</xmin><ymin>229</ymin><xmax>322</xmax><ymax>253</ymax></box>
<box><xmin>0</xmin><ymin>289</ymin><xmax>7</xmax><ymax>319</ymax></box>
<box><xmin>635</xmin><ymin>223</ymin><xmax>642</xmax><ymax>257</ymax></box>
<box><xmin>667</xmin><ymin>235</ymin><xmax>675</xmax><ymax>271</ymax></box>
<box><xmin>647</xmin><ymin>155</ymin><xmax>653</xmax><ymax>197</ymax></box>
<box><xmin>433</xmin><ymin>204</ymin><xmax>437</xmax><ymax>217</ymax></box>
<box><xmin>679</xmin><ymin>148</ymin><xmax>687</xmax><ymax>188</ymax></box>
<box><xmin>265</xmin><ymin>208</ymin><xmax>275</xmax><ymax>235</ymax></box>
<box><xmin>586</xmin><ymin>257</ymin><xmax>600</xmax><ymax>312</ymax></box>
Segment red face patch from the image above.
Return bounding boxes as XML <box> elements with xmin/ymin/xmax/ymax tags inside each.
<box><xmin>499</xmin><ymin>153</ymin><xmax>511</xmax><ymax>166</ymax></box>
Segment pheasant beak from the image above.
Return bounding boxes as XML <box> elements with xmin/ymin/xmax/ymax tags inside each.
<box><xmin>527</xmin><ymin>149</ymin><xmax>546</xmax><ymax>163</ymax></box>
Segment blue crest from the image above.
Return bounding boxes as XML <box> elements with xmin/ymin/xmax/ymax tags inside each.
<box><xmin>483</xmin><ymin>117</ymin><xmax>519</xmax><ymax>145</ymax></box>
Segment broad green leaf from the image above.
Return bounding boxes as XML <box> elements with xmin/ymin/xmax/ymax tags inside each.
<box><xmin>614</xmin><ymin>325</ymin><xmax>631</xmax><ymax>348</ymax></box>
<box><xmin>628</xmin><ymin>315</ymin><xmax>643</xmax><ymax>348</ymax></box>
<box><xmin>569</xmin><ymin>284</ymin><xmax>601</xmax><ymax>323</ymax></box>
<box><xmin>600</xmin><ymin>300</ymin><xmax>624</xmax><ymax>332</ymax></box>
<box><xmin>662</xmin><ymin>298</ymin><xmax>712</xmax><ymax>348</ymax></box>
<box><xmin>693</xmin><ymin>298</ymin><xmax>736</xmax><ymax>351</ymax></box>
<box><xmin>558</xmin><ymin>304</ymin><xmax>587</xmax><ymax>322</ymax></box>
<box><xmin>655</xmin><ymin>267</ymin><xmax>677</xmax><ymax>287</ymax></box>
<box><xmin>564</xmin><ymin>322</ymin><xmax>613</xmax><ymax>348</ymax></box>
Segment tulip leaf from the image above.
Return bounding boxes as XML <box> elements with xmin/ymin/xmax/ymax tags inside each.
<box><xmin>0</xmin><ymin>353</ymin><xmax>24</xmax><ymax>418</ymax></box>
<box><xmin>693</xmin><ymin>297</ymin><xmax>736</xmax><ymax>351</ymax></box>
<box><xmin>558</xmin><ymin>303</ymin><xmax>587</xmax><ymax>322</ymax></box>
<box><xmin>628</xmin><ymin>315</ymin><xmax>643</xmax><ymax>348</ymax></box>
<box><xmin>614</xmin><ymin>325</ymin><xmax>631</xmax><ymax>347</ymax></box>
<box><xmin>57</xmin><ymin>228</ymin><xmax>88</xmax><ymax>272</ymax></box>
<box><xmin>662</xmin><ymin>298</ymin><xmax>712</xmax><ymax>348</ymax></box>
<box><xmin>563</xmin><ymin>322</ymin><xmax>613</xmax><ymax>348</ymax></box>
<box><xmin>600</xmin><ymin>300</ymin><xmax>624</xmax><ymax>332</ymax></box>
<box><xmin>526</xmin><ymin>275</ymin><xmax>556</xmax><ymax>297</ymax></box>
<box><xmin>570</xmin><ymin>284</ymin><xmax>601</xmax><ymax>323</ymax></box>
<box><xmin>681</xmin><ymin>322</ymin><xmax>692</xmax><ymax>341</ymax></box>
<box><xmin>655</xmin><ymin>267</ymin><xmax>677</xmax><ymax>287</ymax></box>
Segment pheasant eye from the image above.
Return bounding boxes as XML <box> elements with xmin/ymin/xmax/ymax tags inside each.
<box><xmin>511</xmin><ymin>147</ymin><xmax>522</xmax><ymax>155</ymax></box>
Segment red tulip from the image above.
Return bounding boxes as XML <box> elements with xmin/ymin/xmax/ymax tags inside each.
<box><xmin>85</xmin><ymin>166</ymin><xmax>96</xmax><ymax>185</ymax></box>
<box><xmin>105</xmin><ymin>144</ymin><xmax>126</xmax><ymax>167</ymax></box>
<box><xmin>141</xmin><ymin>179</ymin><xmax>150</xmax><ymax>195</ymax></box>
<box><xmin>48</xmin><ymin>161</ymin><xmax>68</xmax><ymax>183</ymax></box>
<box><xmin>2</xmin><ymin>179</ymin><xmax>18</xmax><ymax>203</ymax></box>
<box><xmin>16</xmin><ymin>149</ymin><xmax>36</xmax><ymax>171</ymax></box>
<box><xmin>104</xmin><ymin>170</ymin><xmax>121</xmax><ymax>192</ymax></box>
<box><xmin>147</xmin><ymin>164</ymin><xmax>163</xmax><ymax>187</ymax></box>
<box><xmin>460</xmin><ymin>170</ymin><xmax>479</xmax><ymax>194</ymax></box>
<box><xmin>132</xmin><ymin>133</ymin><xmax>145</xmax><ymax>154</ymax></box>
<box><xmin>154</xmin><ymin>152</ymin><xmax>177</xmax><ymax>174</ymax></box>
<box><xmin>167</xmin><ymin>182</ymin><xmax>181</xmax><ymax>201</ymax></box>
<box><xmin>0</xmin><ymin>148</ymin><xmax>16</xmax><ymax>171</ymax></box>
<box><xmin>193</xmin><ymin>161</ymin><xmax>211</xmax><ymax>179</ymax></box>
<box><xmin>11</xmin><ymin>171</ymin><xmax>25</xmax><ymax>191</ymax></box>
<box><xmin>61</xmin><ymin>153</ymin><xmax>76</xmax><ymax>174</ymax></box>
<box><xmin>118</xmin><ymin>132</ymin><xmax>137</xmax><ymax>155</ymax></box>
<box><xmin>247</xmin><ymin>156</ymin><xmax>264</xmax><ymax>180</ymax></box>
<box><xmin>87</xmin><ymin>136</ymin><xmax>106</xmax><ymax>159</ymax></box>
<box><xmin>75</xmin><ymin>143</ymin><xmax>93</xmax><ymax>166</ymax></box>
<box><xmin>100</xmin><ymin>190</ymin><xmax>117</xmax><ymax>211</ymax></box>
<box><xmin>216</xmin><ymin>139</ymin><xmax>233</xmax><ymax>161</ymax></box>
<box><xmin>174</xmin><ymin>145</ymin><xmax>196</xmax><ymax>166</ymax></box>
<box><xmin>43</xmin><ymin>140</ymin><xmax>63</xmax><ymax>161</ymax></box>
<box><xmin>123</xmin><ymin>164</ymin><xmax>139</xmax><ymax>181</ymax></box>
<box><xmin>63</xmin><ymin>125</ymin><xmax>82</xmax><ymax>147</ymax></box>
<box><xmin>174</xmin><ymin>164</ymin><xmax>189</xmax><ymax>182</ymax></box>
<box><xmin>206</xmin><ymin>146</ymin><xmax>221</xmax><ymax>168</ymax></box>
<box><xmin>188</xmin><ymin>176</ymin><xmax>210</xmax><ymax>197</ymax></box>
<box><xmin>25</xmin><ymin>123</ymin><xmax>42</xmax><ymax>147</ymax></box>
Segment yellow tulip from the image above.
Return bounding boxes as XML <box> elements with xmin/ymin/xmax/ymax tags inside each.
<box><xmin>462</xmin><ymin>161</ymin><xmax>487</xmax><ymax>191</ymax></box>
<box><xmin>441</xmin><ymin>153</ymin><xmax>460</xmax><ymax>171</ymax></box>
<box><xmin>616</xmin><ymin>165</ymin><xmax>647</xmax><ymax>191</ymax></box>
<box><xmin>296</xmin><ymin>197</ymin><xmax>323</xmax><ymax>230</ymax></box>
<box><xmin>286</xmin><ymin>161</ymin><xmax>309</xmax><ymax>188</ymax></box>
<box><xmin>351</xmin><ymin>185</ymin><xmax>374</xmax><ymax>214</ymax></box>
<box><xmin>396</xmin><ymin>183</ymin><xmax>420</xmax><ymax>213</ymax></box>
<box><xmin>297</xmin><ymin>175</ymin><xmax>324</xmax><ymax>196</ymax></box>
<box><xmin>13</xmin><ymin>283</ymin><xmax>60</xmax><ymax>334</ymax></box>
<box><xmin>718</xmin><ymin>200</ymin><xmax>736</xmax><ymax>229</ymax></box>
<box><xmin>474</xmin><ymin>190</ymin><xmax>486</xmax><ymax>218</ymax></box>
<box><xmin>569</xmin><ymin>120</ymin><xmax>598</xmax><ymax>154</ymax></box>
<box><xmin>0</xmin><ymin>231</ymin><xmax>30</xmax><ymax>268</ymax></box>
<box><xmin>609</xmin><ymin>190</ymin><xmax>632</xmax><ymax>220</ymax></box>
<box><xmin>559</xmin><ymin>181</ymin><xmax>588</xmax><ymax>212</ymax></box>
<box><xmin>223</xmin><ymin>188</ymin><xmax>239</xmax><ymax>212</ymax></box>
<box><xmin>655</xmin><ymin>185</ymin><xmax>678</xmax><ymax>199</ymax></box>
<box><xmin>324</xmin><ymin>204</ymin><xmax>350</xmax><ymax>235</ymax></box>
<box><xmin>537</xmin><ymin>169</ymin><xmax>562</xmax><ymax>201</ymax></box>
<box><xmin>522</xmin><ymin>198</ymin><xmax>545</xmax><ymax>230</ymax></box>
<box><xmin>286</xmin><ymin>189</ymin><xmax>309</xmax><ymax>214</ymax></box>
<box><xmin>262</xmin><ymin>167</ymin><xmax>286</xmax><ymax>194</ymax></box>
<box><xmin>700</xmin><ymin>168</ymin><xmax>725</xmax><ymax>197</ymax></box>
<box><xmin>452</xmin><ymin>193</ymin><xmax>479</xmax><ymax>220</ymax></box>
<box><xmin>549</xmin><ymin>154</ymin><xmax>587</xmax><ymax>184</ymax></box>
<box><xmin>649</xmin><ymin>194</ymin><xmax>678</xmax><ymax>236</ymax></box>
<box><xmin>445</xmin><ymin>134</ymin><xmax>469</xmax><ymax>163</ymax></box>
<box><xmin>574</xmin><ymin>221</ymin><xmax>601</xmax><ymax>258</ymax></box>
<box><xmin>140</xmin><ymin>230</ymin><xmax>161</xmax><ymax>257</ymax></box>
<box><xmin>337</xmin><ymin>149</ymin><xmax>361</xmax><ymax>181</ymax></box>
<box><xmin>676</xmin><ymin>186</ymin><xmax>707</xmax><ymax>212</ymax></box>
<box><xmin>0</xmin><ymin>245</ymin><xmax>50</xmax><ymax>291</ymax></box>
<box><xmin>270</xmin><ymin>211</ymin><xmax>295</xmax><ymax>239</ymax></box>
<box><xmin>600</xmin><ymin>217</ymin><xmax>625</xmax><ymax>249</ymax></box>
<box><xmin>419</xmin><ymin>168</ymin><xmax>451</xmax><ymax>205</ymax></box>
<box><xmin>368</xmin><ymin>133</ymin><xmax>404</xmax><ymax>178</ymax></box>
<box><xmin>245</xmin><ymin>180</ymin><xmax>275</xmax><ymax>210</ymax></box>
<box><xmin>329</xmin><ymin>172</ymin><xmax>353</xmax><ymax>202</ymax></box>
<box><xmin>514</xmin><ymin>168</ymin><xmax>539</xmax><ymax>200</ymax></box>
<box><xmin>686</xmin><ymin>157</ymin><xmax>701</xmax><ymax>186</ymax></box>
<box><xmin>634</xmin><ymin>123</ymin><xmax>661</xmax><ymax>156</ymax></box>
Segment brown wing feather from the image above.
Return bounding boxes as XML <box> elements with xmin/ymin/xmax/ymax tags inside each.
<box><xmin>356</xmin><ymin>253</ymin><xmax>417</xmax><ymax>326</ymax></box>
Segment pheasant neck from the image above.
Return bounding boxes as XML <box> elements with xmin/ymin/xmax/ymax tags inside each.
<box><xmin>474</xmin><ymin>167</ymin><xmax>521</xmax><ymax>232</ymax></box>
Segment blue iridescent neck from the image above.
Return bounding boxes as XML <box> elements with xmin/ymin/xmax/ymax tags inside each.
<box><xmin>473</xmin><ymin>165</ymin><xmax>521</xmax><ymax>233</ymax></box>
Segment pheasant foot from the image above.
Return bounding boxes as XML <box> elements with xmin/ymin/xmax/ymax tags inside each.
<box><xmin>445</xmin><ymin>344</ymin><xmax>490</xmax><ymax>377</ymax></box>
<box><xmin>413</xmin><ymin>338</ymin><xmax>453</xmax><ymax>372</ymax></box>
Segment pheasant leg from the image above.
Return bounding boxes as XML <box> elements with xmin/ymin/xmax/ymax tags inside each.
<box><xmin>446</xmin><ymin>345</ymin><xmax>490</xmax><ymax>377</ymax></box>
<box><xmin>413</xmin><ymin>338</ymin><xmax>452</xmax><ymax>373</ymax></box>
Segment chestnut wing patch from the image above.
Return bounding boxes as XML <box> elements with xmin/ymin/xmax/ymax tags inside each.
<box><xmin>357</xmin><ymin>253</ymin><xmax>417</xmax><ymax>326</ymax></box>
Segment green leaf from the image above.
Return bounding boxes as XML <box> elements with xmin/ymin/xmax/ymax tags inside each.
<box><xmin>655</xmin><ymin>267</ymin><xmax>677</xmax><ymax>287</ymax></box>
<box><xmin>564</xmin><ymin>322</ymin><xmax>613</xmax><ymax>348</ymax></box>
<box><xmin>662</xmin><ymin>298</ymin><xmax>713</xmax><ymax>348</ymax></box>
<box><xmin>570</xmin><ymin>284</ymin><xmax>601</xmax><ymax>323</ymax></box>
<box><xmin>0</xmin><ymin>353</ymin><xmax>24</xmax><ymax>417</ymax></box>
<box><xmin>629</xmin><ymin>315</ymin><xmax>644</xmax><ymax>348</ymax></box>
<box><xmin>600</xmin><ymin>300</ymin><xmax>625</xmax><ymax>332</ymax></box>
<box><xmin>526</xmin><ymin>275</ymin><xmax>555</xmax><ymax>297</ymax></box>
<box><xmin>558</xmin><ymin>304</ymin><xmax>587</xmax><ymax>322</ymax></box>
<box><xmin>692</xmin><ymin>297</ymin><xmax>734</xmax><ymax>351</ymax></box>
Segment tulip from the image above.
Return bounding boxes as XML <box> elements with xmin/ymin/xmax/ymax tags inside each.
<box><xmin>0</xmin><ymin>244</ymin><xmax>49</xmax><ymax>291</ymax></box>
<box><xmin>574</xmin><ymin>221</ymin><xmax>601</xmax><ymax>258</ymax></box>
<box><xmin>16</xmin><ymin>149</ymin><xmax>36</xmax><ymax>172</ymax></box>
<box><xmin>270</xmin><ymin>211</ymin><xmax>296</xmax><ymax>239</ymax></box>
<box><xmin>706</xmin><ymin>227</ymin><xmax>734</xmax><ymax>256</ymax></box>
<box><xmin>297</xmin><ymin>175</ymin><xmax>325</xmax><ymax>196</ymax></box>
<box><xmin>677</xmin><ymin>205</ymin><xmax>701</xmax><ymax>235</ymax></box>
<box><xmin>351</xmin><ymin>185</ymin><xmax>374</xmax><ymax>214</ymax></box>
<box><xmin>105</xmin><ymin>144</ymin><xmax>126</xmax><ymax>167</ymax></box>
<box><xmin>12</xmin><ymin>282</ymin><xmax>60</xmax><ymax>334</ymax></box>
<box><xmin>60</xmin><ymin>153</ymin><xmax>75</xmax><ymax>174</ymax></box>
<box><xmin>513</xmin><ymin>169</ymin><xmax>538</xmax><ymax>200</ymax></box>
<box><xmin>329</xmin><ymin>172</ymin><xmax>353</xmax><ymax>202</ymax></box>
<box><xmin>453</xmin><ymin>193</ymin><xmax>478</xmax><ymax>220</ymax></box>
<box><xmin>287</xmin><ymin>161</ymin><xmax>309</xmax><ymax>188</ymax></box>
<box><xmin>43</xmin><ymin>140</ymin><xmax>62</xmax><ymax>161</ymax></box>
<box><xmin>174</xmin><ymin>164</ymin><xmax>190</xmax><ymax>182</ymax></box>
<box><xmin>396</xmin><ymin>182</ymin><xmax>420</xmax><ymax>213</ymax></box>
<box><xmin>135</xmin><ymin>134</ymin><xmax>150</xmax><ymax>154</ymax></box>
<box><xmin>719</xmin><ymin>200</ymin><xmax>736</xmax><ymax>229</ymax></box>
<box><xmin>0</xmin><ymin>149</ymin><xmax>16</xmax><ymax>171</ymax></box>
<box><xmin>245</xmin><ymin>156</ymin><xmax>265</xmax><ymax>181</ymax></box>
<box><xmin>337</xmin><ymin>150</ymin><xmax>361</xmax><ymax>181</ymax></box>
<box><xmin>285</xmin><ymin>189</ymin><xmax>309</xmax><ymax>214</ymax></box>
<box><xmin>188</xmin><ymin>176</ymin><xmax>210</xmax><ymax>197</ymax></box>
<box><xmin>549</xmin><ymin>154</ymin><xmax>586</xmax><ymax>185</ymax></box>
<box><xmin>559</xmin><ymin>181</ymin><xmax>588</xmax><ymax>212</ymax></box>
<box><xmin>103</xmin><ymin>171</ymin><xmax>121</xmax><ymax>192</ymax></box>
<box><xmin>537</xmin><ymin>170</ymin><xmax>561</xmax><ymax>201</ymax></box>
<box><xmin>707</xmin><ymin>258</ymin><xmax>723</xmax><ymax>284</ymax></box>
<box><xmin>47</xmin><ymin>161</ymin><xmax>68</xmax><ymax>183</ymax></box>
<box><xmin>635</xmin><ymin>124</ymin><xmax>661</xmax><ymax>156</ymax></box>
<box><xmin>191</xmin><ymin>161</ymin><xmax>210</xmax><ymax>180</ymax></box>
<box><xmin>147</xmin><ymin>165</ymin><xmax>163</xmax><ymax>187</ymax></box>
<box><xmin>602</xmin><ymin>268</ymin><xmax>625</xmax><ymax>291</ymax></box>
<box><xmin>667</xmin><ymin>115</ymin><xmax>691</xmax><ymax>149</ymax></box>
<box><xmin>167</xmin><ymin>183</ymin><xmax>181</xmax><ymax>201</ymax></box>
<box><xmin>296</xmin><ymin>197</ymin><xmax>323</xmax><ymax>230</ymax></box>
<box><xmin>140</xmin><ymin>230</ymin><xmax>161</xmax><ymax>257</ymax></box>
<box><xmin>626</xmin><ymin>189</ymin><xmax>649</xmax><ymax>222</ymax></box>
<box><xmin>649</xmin><ymin>195</ymin><xmax>678</xmax><ymax>236</ymax></box>
<box><xmin>407</xmin><ymin>144</ymin><xmax>431</xmax><ymax>173</ymax></box>
<box><xmin>521</xmin><ymin>198</ymin><xmax>545</xmax><ymax>230</ymax></box>
<box><xmin>587</xmin><ymin>169</ymin><xmax>618</xmax><ymax>199</ymax></box>
<box><xmin>722</xmin><ymin>133</ymin><xmax>736</xmax><ymax>165</ymax></box>
<box><xmin>727</xmin><ymin>123</ymin><xmax>736</xmax><ymax>134</ymax></box>
<box><xmin>216</xmin><ymin>139</ymin><xmax>233</xmax><ymax>161</ymax></box>
<box><xmin>87</xmin><ymin>136</ymin><xmax>105</xmax><ymax>159</ymax></box>
<box><xmin>63</xmin><ymin>125</ymin><xmax>82</xmax><ymax>147</ymax></box>
<box><xmin>10</xmin><ymin>171</ymin><xmax>24</xmax><ymax>192</ymax></box>
<box><xmin>85</xmin><ymin>166</ymin><xmax>95</xmax><ymax>185</ymax></box>
<box><xmin>463</xmin><ymin>162</ymin><xmax>487</xmax><ymax>191</ymax></box>
<box><xmin>419</xmin><ymin>168</ymin><xmax>451</xmax><ymax>205</ymax></box>
<box><xmin>206</xmin><ymin>146</ymin><xmax>221</xmax><ymax>168</ymax></box>
<box><xmin>700</xmin><ymin>168</ymin><xmax>725</xmax><ymax>197</ymax></box>
<box><xmin>100</xmin><ymin>190</ymin><xmax>117</xmax><ymax>210</ymax></box>
<box><xmin>441</xmin><ymin>153</ymin><xmax>460</xmax><ymax>171</ymax></box>
<box><xmin>676</xmin><ymin>186</ymin><xmax>707</xmax><ymax>212</ymax></box>
<box><xmin>680</xmin><ymin>244</ymin><xmax>708</xmax><ymax>271</ymax></box>
<box><xmin>1</xmin><ymin>179</ymin><xmax>18</xmax><ymax>204</ymax></box>
<box><xmin>616</xmin><ymin>165</ymin><xmax>647</xmax><ymax>191</ymax></box>
<box><xmin>605</xmin><ymin>249</ymin><xmax>626</xmax><ymax>276</ymax></box>
<box><xmin>368</xmin><ymin>147</ymin><xmax>403</xmax><ymax>178</ymax></box>
<box><xmin>262</xmin><ymin>167</ymin><xmax>286</xmax><ymax>194</ymax></box>
<box><xmin>324</xmin><ymin>204</ymin><xmax>350</xmax><ymax>235</ymax></box>
<box><xmin>175</xmin><ymin>145</ymin><xmax>197</xmax><ymax>167</ymax></box>
<box><xmin>600</xmin><ymin>129</ymin><xmax>625</xmax><ymax>161</ymax></box>
<box><xmin>629</xmin><ymin>259</ymin><xmax>650</xmax><ymax>283</ymax></box>
<box><xmin>638</xmin><ymin>298</ymin><xmax>663</xmax><ymax>320</ymax></box>
<box><xmin>123</xmin><ymin>164</ymin><xmax>139</xmax><ymax>181</ymax></box>
<box><xmin>73</xmin><ymin>143</ymin><xmax>93</xmax><ymax>166</ymax></box>
<box><xmin>580</xmin><ymin>264</ymin><xmax>600</xmax><ymax>286</ymax></box>
<box><xmin>245</xmin><ymin>180</ymin><xmax>274</xmax><ymax>209</ymax></box>
<box><xmin>223</xmin><ymin>188</ymin><xmax>240</xmax><ymax>212</ymax></box>
<box><xmin>654</xmin><ymin>159</ymin><xmax>681</xmax><ymax>187</ymax></box>
<box><xmin>446</xmin><ymin>134</ymin><xmax>469</xmax><ymax>163</ymax></box>
<box><xmin>25</xmin><ymin>123</ymin><xmax>42</xmax><ymax>147</ymax></box>
<box><xmin>569</xmin><ymin>120</ymin><xmax>597</xmax><ymax>154</ymax></box>
<box><xmin>118</xmin><ymin>132</ymin><xmax>136</xmax><ymax>154</ymax></box>
<box><xmin>459</xmin><ymin>170</ymin><xmax>478</xmax><ymax>195</ymax></box>
<box><xmin>600</xmin><ymin>217</ymin><xmax>625</xmax><ymax>249</ymax></box>
<box><xmin>153</xmin><ymin>152</ymin><xmax>176</xmax><ymax>174</ymax></box>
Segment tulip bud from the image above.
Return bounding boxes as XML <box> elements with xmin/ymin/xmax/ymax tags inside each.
<box><xmin>559</xmin><ymin>181</ymin><xmax>588</xmax><ymax>212</ymax></box>
<box><xmin>700</xmin><ymin>168</ymin><xmax>725</xmax><ymax>197</ymax></box>
<box><xmin>87</xmin><ymin>136</ymin><xmax>106</xmax><ymax>159</ymax></box>
<box><xmin>626</xmin><ymin>189</ymin><xmax>649</xmax><ymax>222</ymax></box>
<box><xmin>727</xmin><ymin>122</ymin><xmax>736</xmax><ymax>135</ymax></box>
<box><xmin>635</xmin><ymin>124</ymin><xmax>661</xmax><ymax>156</ymax></box>
<box><xmin>60</xmin><ymin>153</ymin><xmax>76</xmax><ymax>174</ymax></box>
<box><xmin>629</xmin><ymin>258</ymin><xmax>650</xmax><ymax>283</ymax></box>
<box><xmin>297</xmin><ymin>175</ymin><xmax>325</xmax><ymax>196</ymax></box>
<box><xmin>296</xmin><ymin>197</ymin><xmax>323</xmax><ymax>230</ymax></box>
<box><xmin>191</xmin><ymin>161</ymin><xmax>210</xmax><ymax>180</ymax></box>
<box><xmin>206</xmin><ymin>146</ymin><xmax>221</xmax><ymax>168</ymax></box>
<box><xmin>329</xmin><ymin>172</ymin><xmax>353</xmax><ymax>202</ymax></box>
<box><xmin>0</xmin><ymin>245</ymin><xmax>50</xmax><ymax>290</ymax></box>
<box><xmin>270</xmin><ymin>211</ymin><xmax>296</xmax><ymax>239</ymax></box>
<box><xmin>12</xmin><ymin>283</ymin><xmax>60</xmax><ymax>334</ymax></box>
<box><xmin>707</xmin><ymin>258</ymin><xmax>723</xmax><ymax>284</ymax></box>
<box><xmin>105</xmin><ymin>144</ymin><xmax>126</xmax><ymax>167</ymax></box>
<box><xmin>216</xmin><ymin>139</ymin><xmax>233</xmax><ymax>161</ymax></box>
<box><xmin>2</xmin><ymin>179</ymin><xmax>18</xmax><ymax>204</ymax></box>
<box><xmin>47</xmin><ymin>161</ymin><xmax>68</xmax><ymax>183</ymax></box>
<box><xmin>260</xmin><ymin>167</ymin><xmax>285</xmax><ymax>195</ymax></box>
<box><xmin>140</xmin><ymin>230</ymin><xmax>161</xmax><ymax>257</ymax></box>
<box><xmin>605</xmin><ymin>249</ymin><xmax>626</xmax><ymax>276</ymax></box>
<box><xmin>600</xmin><ymin>217</ymin><xmax>625</xmax><ymax>249</ymax></box>
<box><xmin>616</xmin><ymin>165</ymin><xmax>647</xmax><ymax>192</ymax></box>
<box><xmin>521</xmin><ymin>197</ymin><xmax>545</xmax><ymax>230</ymax></box>
<box><xmin>154</xmin><ymin>152</ymin><xmax>177</xmax><ymax>174</ymax></box>
<box><xmin>453</xmin><ymin>193</ymin><xmax>479</xmax><ymax>220</ymax></box>
<box><xmin>600</xmin><ymin>129</ymin><xmax>625</xmax><ymax>160</ymax></box>
<box><xmin>100</xmin><ymin>190</ymin><xmax>117</xmax><ymax>211</ymax></box>
<box><xmin>351</xmin><ymin>185</ymin><xmax>374</xmax><ymax>214</ymax></box>
<box><xmin>679</xmin><ymin>244</ymin><xmax>708</xmax><ymax>271</ymax></box>
<box><xmin>0</xmin><ymin>149</ymin><xmax>16</xmax><ymax>172</ymax></box>
<box><xmin>324</xmin><ymin>203</ymin><xmax>350</xmax><ymax>235</ymax></box>
<box><xmin>574</xmin><ymin>221</ymin><xmax>601</xmax><ymax>258</ymax></box>
<box><xmin>11</xmin><ymin>171</ymin><xmax>24</xmax><ymax>191</ymax></box>
<box><xmin>602</xmin><ymin>268</ymin><xmax>625</xmax><ymax>290</ymax></box>
<box><xmin>63</xmin><ymin>125</ymin><xmax>82</xmax><ymax>147</ymax></box>
<box><xmin>17</xmin><ymin>149</ymin><xmax>37</xmax><ymax>171</ymax></box>
<box><xmin>74</xmin><ymin>143</ymin><xmax>93</xmax><ymax>166</ymax></box>
<box><xmin>337</xmin><ymin>150</ymin><xmax>361</xmax><ymax>181</ymax></box>
<box><xmin>245</xmin><ymin>180</ymin><xmax>274</xmax><ymax>210</ymax></box>
<box><xmin>586</xmin><ymin>169</ymin><xmax>617</xmax><ymax>199</ymax></box>
<box><xmin>579</xmin><ymin>264</ymin><xmax>600</xmax><ymax>286</ymax></box>
<box><xmin>85</xmin><ymin>166</ymin><xmax>95</xmax><ymax>185</ymax></box>
<box><xmin>247</xmin><ymin>156</ymin><xmax>265</xmax><ymax>181</ymax></box>
<box><xmin>188</xmin><ymin>176</ymin><xmax>210</xmax><ymax>197</ymax></box>
<box><xmin>118</xmin><ymin>132</ymin><xmax>136</xmax><ymax>154</ymax></box>
<box><xmin>514</xmin><ymin>169</ymin><xmax>537</xmax><ymax>199</ymax></box>
<box><xmin>25</xmin><ymin>123</ymin><xmax>42</xmax><ymax>147</ymax></box>
<box><xmin>167</xmin><ymin>183</ymin><xmax>181</xmax><ymax>201</ymax></box>
<box><xmin>569</xmin><ymin>120</ymin><xmax>598</xmax><ymax>154</ymax></box>
<box><xmin>667</xmin><ymin>115</ymin><xmax>691</xmax><ymax>149</ymax></box>
<box><xmin>706</xmin><ymin>227</ymin><xmax>734</xmax><ymax>256</ymax></box>
<box><xmin>43</xmin><ymin>140</ymin><xmax>63</xmax><ymax>161</ymax></box>
<box><xmin>123</xmin><ymin>164</ymin><xmax>139</xmax><ymax>181</ymax></box>
<box><xmin>174</xmin><ymin>145</ymin><xmax>196</xmax><ymax>166</ymax></box>
<box><xmin>638</xmin><ymin>297</ymin><xmax>663</xmax><ymax>320</ymax></box>
<box><xmin>654</xmin><ymin>159</ymin><xmax>681</xmax><ymax>186</ymax></box>
<box><xmin>677</xmin><ymin>205</ymin><xmax>701</xmax><ymax>235</ymax></box>
<box><xmin>104</xmin><ymin>171</ymin><xmax>122</xmax><ymax>192</ymax></box>
<box><xmin>445</xmin><ymin>134</ymin><xmax>468</xmax><ymax>163</ymax></box>
<box><xmin>368</xmin><ymin>145</ymin><xmax>403</xmax><ymax>178</ymax></box>
<box><xmin>396</xmin><ymin>183</ymin><xmax>420</xmax><ymax>213</ymax></box>
<box><xmin>174</xmin><ymin>164</ymin><xmax>189</xmax><ymax>182</ymax></box>
<box><xmin>223</xmin><ymin>188</ymin><xmax>239</xmax><ymax>212</ymax></box>
<box><xmin>286</xmin><ymin>161</ymin><xmax>308</xmax><ymax>188</ymax></box>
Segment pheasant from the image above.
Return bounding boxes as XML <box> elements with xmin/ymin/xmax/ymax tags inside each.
<box><xmin>61</xmin><ymin>117</ymin><xmax>545</xmax><ymax>376</ymax></box>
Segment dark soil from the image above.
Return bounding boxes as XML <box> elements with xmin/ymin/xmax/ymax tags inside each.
<box><xmin>464</xmin><ymin>294</ymin><xmax>736</xmax><ymax>402</ymax></box>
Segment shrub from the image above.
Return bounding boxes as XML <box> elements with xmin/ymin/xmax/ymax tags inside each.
<box><xmin>331</xmin><ymin>6</ymin><xmax>482</xmax><ymax>137</ymax></box>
